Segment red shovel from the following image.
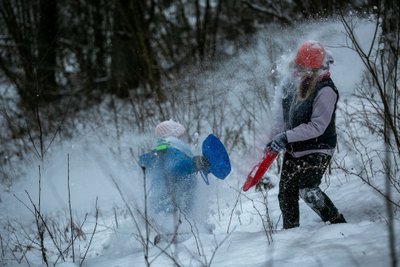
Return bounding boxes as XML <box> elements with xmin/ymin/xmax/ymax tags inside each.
<box><xmin>242</xmin><ymin>149</ymin><xmax>278</xmax><ymax>192</ymax></box>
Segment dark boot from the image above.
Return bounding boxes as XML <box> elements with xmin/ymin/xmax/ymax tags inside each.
<box><xmin>330</xmin><ymin>213</ymin><xmax>346</xmax><ymax>224</ymax></box>
<box><xmin>300</xmin><ymin>187</ymin><xmax>343</xmax><ymax>223</ymax></box>
<box><xmin>282</xmin><ymin>212</ymin><xmax>300</xmax><ymax>229</ymax></box>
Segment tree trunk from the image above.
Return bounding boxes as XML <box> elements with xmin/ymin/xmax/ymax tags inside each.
<box><xmin>37</xmin><ymin>0</ymin><xmax>58</xmax><ymax>103</ymax></box>
<box><xmin>111</xmin><ymin>0</ymin><xmax>163</xmax><ymax>101</ymax></box>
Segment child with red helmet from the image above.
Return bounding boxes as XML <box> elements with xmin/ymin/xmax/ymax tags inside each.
<box><xmin>267</xmin><ymin>41</ymin><xmax>346</xmax><ymax>229</ymax></box>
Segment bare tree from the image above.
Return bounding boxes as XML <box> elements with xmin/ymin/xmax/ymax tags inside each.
<box><xmin>339</xmin><ymin>6</ymin><xmax>399</xmax><ymax>266</ymax></box>
<box><xmin>0</xmin><ymin>0</ymin><xmax>59</xmax><ymax>109</ymax></box>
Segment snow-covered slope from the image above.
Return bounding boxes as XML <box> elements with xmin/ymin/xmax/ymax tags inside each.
<box><xmin>1</xmin><ymin>17</ymin><xmax>398</xmax><ymax>267</ymax></box>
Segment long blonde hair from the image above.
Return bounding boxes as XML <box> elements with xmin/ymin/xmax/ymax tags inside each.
<box><xmin>297</xmin><ymin>70</ymin><xmax>320</xmax><ymax>100</ymax></box>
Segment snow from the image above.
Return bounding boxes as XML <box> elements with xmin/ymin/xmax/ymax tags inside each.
<box><xmin>55</xmin><ymin>263</ymin><xmax>79</xmax><ymax>267</ymax></box>
<box><xmin>1</xmin><ymin>17</ymin><xmax>399</xmax><ymax>267</ymax></box>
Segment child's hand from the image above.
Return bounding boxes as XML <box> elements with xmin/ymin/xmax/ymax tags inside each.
<box><xmin>269</xmin><ymin>132</ymin><xmax>287</xmax><ymax>153</ymax></box>
<box><xmin>193</xmin><ymin>156</ymin><xmax>209</xmax><ymax>172</ymax></box>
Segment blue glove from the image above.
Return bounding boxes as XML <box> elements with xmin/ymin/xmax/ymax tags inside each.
<box><xmin>267</xmin><ymin>132</ymin><xmax>288</xmax><ymax>153</ymax></box>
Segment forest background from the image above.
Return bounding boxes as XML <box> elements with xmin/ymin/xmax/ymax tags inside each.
<box><xmin>0</xmin><ymin>1</ymin><xmax>399</xmax><ymax>267</ymax></box>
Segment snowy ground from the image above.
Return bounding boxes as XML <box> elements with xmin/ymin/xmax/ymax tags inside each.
<box><xmin>1</xmin><ymin>17</ymin><xmax>399</xmax><ymax>267</ymax></box>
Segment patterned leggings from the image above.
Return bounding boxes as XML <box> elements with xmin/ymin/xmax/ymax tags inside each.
<box><xmin>278</xmin><ymin>152</ymin><xmax>340</xmax><ymax>229</ymax></box>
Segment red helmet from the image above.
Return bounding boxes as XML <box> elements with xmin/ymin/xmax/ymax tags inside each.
<box><xmin>294</xmin><ymin>41</ymin><xmax>326</xmax><ymax>69</ymax></box>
